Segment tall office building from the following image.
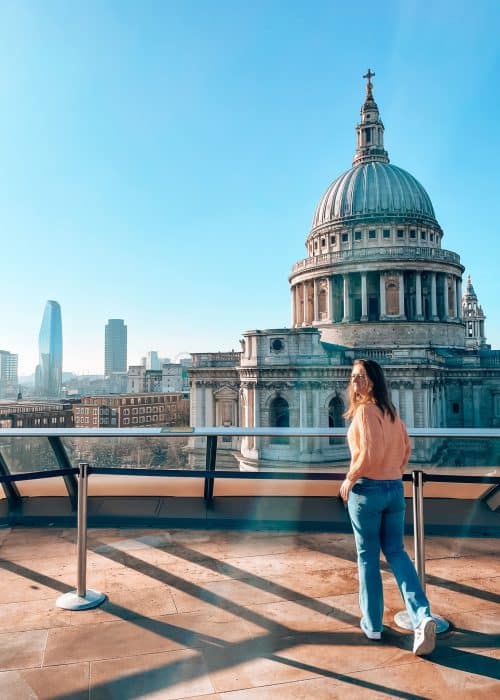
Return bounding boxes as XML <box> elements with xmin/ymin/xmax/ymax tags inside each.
<box><xmin>146</xmin><ymin>351</ymin><xmax>160</xmax><ymax>370</ymax></box>
<box><xmin>104</xmin><ymin>319</ymin><xmax>127</xmax><ymax>376</ymax></box>
<box><xmin>0</xmin><ymin>350</ymin><xmax>19</xmax><ymax>398</ymax></box>
<box><xmin>35</xmin><ymin>300</ymin><xmax>63</xmax><ymax>398</ymax></box>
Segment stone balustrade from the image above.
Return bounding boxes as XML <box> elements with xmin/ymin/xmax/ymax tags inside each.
<box><xmin>291</xmin><ymin>246</ymin><xmax>461</xmax><ymax>274</ymax></box>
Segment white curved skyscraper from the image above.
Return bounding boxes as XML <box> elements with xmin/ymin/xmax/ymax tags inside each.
<box><xmin>35</xmin><ymin>300</ymin><xmax>63</xmax><ymax>397</ymax></box>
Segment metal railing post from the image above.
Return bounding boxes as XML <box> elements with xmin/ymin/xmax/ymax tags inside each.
<box><xmin>412</xmin><ymin>469</ymin><xmax>426</xmax><ymax>586</ymax></box>
<box><xmin>56</xmin><ymin>462</ymin><xmax>106</xmax><ymax>610</ymax></box>
<box><xmin>76</xmin><ymin>462</ymin><xmax>89</xmax><ymax>597</ymax></box>
<box><xmin>204</xmin><ymin>435</ymin><xmax>218</xmax><ymax>503</ymax></box>
<box><xmin>394</xmin><ymin>469</ymin><xmax>449</xmax><ymax>633</ymax></box>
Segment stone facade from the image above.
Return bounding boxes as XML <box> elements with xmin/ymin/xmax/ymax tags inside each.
<box><xmin>189</xmin><ymin>75</ymin><xmax>500</xmax><ymax>470</ymax></box>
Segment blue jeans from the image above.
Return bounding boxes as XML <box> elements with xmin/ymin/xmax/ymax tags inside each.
<box><xmin>347</xmin><ymin>478</ymin><xmax>431</xmax><ymax>634</ymax></box>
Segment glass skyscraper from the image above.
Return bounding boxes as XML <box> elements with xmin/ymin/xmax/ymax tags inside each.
<box><xmin>35</xmin><ymin>300</ymin><xmax>63</xmax><ymax>397</ymax></box>
<box><xmin>105</xmin><ymin>319</ymin><xmax>127</xmax><ymax>375</ymax></box>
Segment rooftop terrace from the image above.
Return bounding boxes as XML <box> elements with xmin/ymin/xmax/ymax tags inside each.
<box><xmin>0</xmin><ymin>525</ymin><xmax>498</xmax><ymax>699</ymax></box>
<box><xmin>0</xmin><ymin>427</ymin><xmax>498</xmax><ymax>698</ymax></box>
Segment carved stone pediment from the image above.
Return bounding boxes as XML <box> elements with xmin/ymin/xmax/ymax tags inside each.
<box><xmin>214</xmin><ymin>386</ymin><xmax>239</xmax><ymax>400</ymax></box>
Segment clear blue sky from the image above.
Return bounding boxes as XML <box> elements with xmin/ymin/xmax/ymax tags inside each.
<box><xmin>1</xmin><ymin>0</ymin><xmax>499</xmax><ymax>376</ymax></box>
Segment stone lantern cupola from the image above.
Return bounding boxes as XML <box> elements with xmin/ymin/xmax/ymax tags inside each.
<box><xmin>352</xmin><ymin>69</ymin><xmax>389</xmax><ymax>167</ymax></box>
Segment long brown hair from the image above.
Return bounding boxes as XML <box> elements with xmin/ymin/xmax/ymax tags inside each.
<box><xmin>344</xmin><ymin>358</ymin><xmax>397</xmax><ymax>422</ymax></box>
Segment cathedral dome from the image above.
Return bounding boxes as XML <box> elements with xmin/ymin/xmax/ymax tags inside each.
<box><xmin>312</xmin><ymin>161</ymin><xmax>437</xmax><ymax>229</ymax></box>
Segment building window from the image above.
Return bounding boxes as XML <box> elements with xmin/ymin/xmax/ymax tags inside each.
<box><xmin>269</xmin><ymin>396</ymin><xmax>289</xmax><ymax>445</ymax></box>
<box><xmin>328</xmin><ymin>396</ymin><xmax>345</xmax><ymax>445</ymax></box>
<box><xmin>430</xmin><ymin>233</ymin><xmax>434</xmax><ymax>242</ymax></box>
<box><xmin>368</xmin><ymin>230</ymin><xmax>376</xmax><ymax>239</ymax></box>
<box><xmin>132</xmin><ymin>417</ymin><xmax>138</xmax><ymax>424</ymax></box>
<box><xmin>342</xmin><ymin>233</ymin><xmax>349</xmax><ymax>242</ymax></box>
<box><xmin>383</xmin><ymin>229</ymin><xmax>390</xmax><ymax>238</ymax></box>
<box><xmin>397</xmin><ymin>229</ymin><xmax>404</xmax><ymax>239</ymax></box>
<box><xmin>354</xmin><ymin>231</ymin><xmax>362</xmax><ymax>241</ymax></box>
<box><xmin>330</xmin><ymin>235</ymin><xmax>336</xmax><ymax>245</ymax></box>
<box><xmin>123</xmin><ymin>418</ymin><xmax>130</xmax><ymax>425</ymax></box>
<box><xmin>421</xmin><ymin>231</ymin><xmax>427</xmax><ymax>240</ymax></box>
<box><xmin>410</xmin><ymin>229</ymin><xmax>416</xmax><ymax>239</ymax></box>
<box><xmin>321</xmin><ymin>237</ymin><xmax>325</xmax><ymax>247</ymax></box>
<box><xmin>452</xmin><ymin>403</ymin><xmax>460</xmax><ymax>414</ymax></box>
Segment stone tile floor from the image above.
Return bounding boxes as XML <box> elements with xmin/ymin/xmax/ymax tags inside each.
<box><xmin>0</xmin><ymin>526</ymin><xmax>498</xmax><ymax>699</ymax></box>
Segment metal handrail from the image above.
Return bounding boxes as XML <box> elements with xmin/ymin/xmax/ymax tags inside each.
<box><xmin>0</xmin><ymin>427</ymin><xmax>497</xmax><ymax>618</ymax></box>
<box><xmin>1</xmin><ymin>427</ymin><xmax>499</xmax><ymax>438</ymax></box>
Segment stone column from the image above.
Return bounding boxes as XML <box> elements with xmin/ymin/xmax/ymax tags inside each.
<box><xmin>391</xmin><ymin>387</ymin><xmax>399</xmax><ymax>413</ymax></box>
<box><xmin>312</xmin><ymin>388</ymin><xmax>321</xmax><ymax>452</ymax></box>
<box><xmin>194</xmin><ymin>384</ymin><xmax>206</xmax><ymax>449</ymax></box>
<box><xmin>472</xmin><ymin>384</ymin><xmax>481</xmax><ymax>427</ymax></box>
<box><xmin>205</xmin><ymin>387</ymin><xmax>214</xmax><ymax>427</ymax></box>
<box><xmin>439</xmin><ymin>385</ymin><xmax>446</xmax><ymax>427</ymax></box>
<box><xmin>302</xmin><ymin>283</ymin><xmax>308</xmax><ymax>326</ymax></box>
<box><xmin>457</xmin><ymin>277</ymin><xmax>463</xmax><ymax>320</ymax></box>
<box><xmin>313</xmin><ymin>278</ymin><xmax>319</xmax><ymax>322</ymax></box>
<box><xmin>299</xmin><ymin>388</ymin><xmax>308</xmax><ymax>453</ymax></box>
<box><xmin>329</xmin><ymin>276</ymin><xmax>335</xmax><ymax>322</ymax></box>
<box><xmin>404</xmin><ymin>388</ymin><xmax>414</xmax><ymax>427</ymax></box>
<box><xmin>415</xmin><ymin>271</ymin><xmax>423</xmax><ymax>320</ymax></box>
<box><xmin>399</xmin><ymin>272</ymin><xmax>406</xmax><ymax>319</ymax></box>
<box><xmin>254</xmin><ymin>385</ymin><xmax>260</xmax><ymax>451</ymax></box>
<box><xmin>326</xmin><ymin>277</ymin><xmax>331</xmax><ymax>322</ymax></box>
<box><xmin>379</xmin><ymin>272</ymin><xmax>386</xmax><ymax>318</ymax></box>
<box><xmin>443</xmin><ymin>275</ymin><xmax>450</xmax><ymax>321</ymax></box>
<box><xmin>422</xmin><ymin>384</ymin><xmax>429</xmax><ymax>427</ymax></box>
<box><xmin>342</xmin><ymin>273</ymin><xmax>350</xmax><ymax>322</ymax></box>
<box><xmin>431</xmin><ymin>272</ymin><xmax>438</xmax><ymax>320</ymax></box>
<box><xmin>196</xmin><ymin>384</ymin><xmax>205</xmax><ymax>426</ymax></box>
<box><xmin>361</xmin><ymin>271</ymin><xmax>368</xmax><ymax>321</ymax></box>
<box><xmin>291</xmin><ymin>286</ymin><xmax>296</xmax><ymax>327</ymax></box>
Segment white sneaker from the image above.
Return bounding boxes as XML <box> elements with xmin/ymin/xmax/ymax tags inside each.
<box><xmin>360</xmin><ymin>619</ymin><xmax>382</xmax><ymax>640</ymax></box>
<box><xmin>413</xmin><ymin>616</ymin><xmax>436</xmax><ymax>655</ymax></box>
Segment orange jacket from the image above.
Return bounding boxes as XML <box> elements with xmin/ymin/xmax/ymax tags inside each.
<box><xmin>346</xmin><ymin>403</ymin><xmax>411</xmax><ymax>483</ymax></box>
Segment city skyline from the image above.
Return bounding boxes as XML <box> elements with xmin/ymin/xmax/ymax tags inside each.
<box><xmin>1</xmin><ymin>1</ymin><xmax>499</xmax><ymax>375</ymax></box>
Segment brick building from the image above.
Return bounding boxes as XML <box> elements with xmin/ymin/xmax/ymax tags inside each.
<box><xmin>73</xmin><ymin>393</ymin><xmax>188</xmax><ymax>428</ymax></box>
<box><xmin>0</xmin><ymin>401</ymin><xmax>75</xmax><ymax>428</ymax></box>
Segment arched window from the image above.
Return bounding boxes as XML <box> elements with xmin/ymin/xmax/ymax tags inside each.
<box><xmin>328</xmin><ymin>396</ymin><xmax>345</xmax><ymax>445</ymax></box>
<box><xmin>270</xmin><ymin>396</ymin><xmax>289</xmax><ymax>444</ymax></box>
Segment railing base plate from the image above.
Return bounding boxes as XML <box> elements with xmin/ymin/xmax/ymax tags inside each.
<box><xmin>394</xmin><ymin>610</ymin><xmax>449</xmax><ymax>633</ymax></box>
<box><xmin>56</xmin><ymin>590</ymin><xmax>106</xmax><ymax>611</ymax></box>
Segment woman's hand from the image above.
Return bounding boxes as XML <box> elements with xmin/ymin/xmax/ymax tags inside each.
<box><xmin>339</xmin><ymin>477</ymin><xmax>353</xmax><ymax>501</ymax></box>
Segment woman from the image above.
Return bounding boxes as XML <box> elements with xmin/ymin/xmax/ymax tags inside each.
<box><xmin>339</xmin><ymin>359</ymin><xmax>436</xmax><ymax>656</ymax></box>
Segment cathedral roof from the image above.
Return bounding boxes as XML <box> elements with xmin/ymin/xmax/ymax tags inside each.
<box><xmin>312</xmin><ymin>161</ymin><xmax>437</xmax><ymax>228</ymax></box>
<box><xmin>311</xmin><ymin>70</ymin><xmax>439</xmax><ymax>231</ymax></box>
